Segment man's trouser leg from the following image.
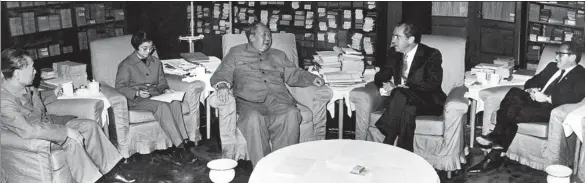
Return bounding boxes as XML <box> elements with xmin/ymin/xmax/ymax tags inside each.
<box><xmin>61</xmin><ymin>119</ymin><xmax>123</xmax><ymax>183</ymax></box>
<box><xmin>131</xmin><ymin>99</ymin><xmax>188</xmax><ymax>146</ymax></box>
<box><xmin>266</xmin><ymin>102</ymin><xmax>301</xmax><ymax>153</ymax></box>
<box><xmin>236</xmin><ymin>101</ymin><xmax>271</xmax><ymax>167</ymax></box>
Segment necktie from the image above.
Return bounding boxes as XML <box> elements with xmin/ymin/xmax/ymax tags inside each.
<box><xmin>401</xmin><ymin>54</ymin><xmax>408</xmax><ymax>83</ymax></box>
<box><xmin>543</xmin><ymin>69</ymin><xmax>565</xmax><ymax>95</ymax></box>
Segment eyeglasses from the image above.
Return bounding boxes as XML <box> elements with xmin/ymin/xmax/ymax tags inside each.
<box><xmin>555</xmin><ymin>51</ymin><xmax>572</xmax><ymax>55</ymax></box>
<box><xmin>138</xmin><ymin>45</ymin><xmax>156</xmax><ymax>52</ymax></box>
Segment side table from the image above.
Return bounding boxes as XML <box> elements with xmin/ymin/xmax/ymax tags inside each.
<box><xmin>464</xmin><ymin>72</ymin><xmax>531</xmax><ymax>148</ymax></box>
<box><xmin>561</xmin><ymin>104</ymin><xmax>585</xmax><ymax>175</ymax></box>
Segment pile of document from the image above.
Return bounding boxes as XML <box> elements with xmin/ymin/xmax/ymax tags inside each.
<box><xmin>315</xmin><ymin>50</ymin><xmax>341</xmax><ymax>74</ymax></box>
<box><xmin>52</xmin><ymin>61</ymin><xmax>88</xmax><ymax>88</ymax></box>
<box><xmin>471</xmin><ymin>62</ymin><xmax>514</xmax><ymax>79</ymax></box>
<box><xmin>323</xmin><ymin>71</ymin><xmax>363</xmax><ymax>86</ymax></box>
<box><xmin>339</xmin><ymin>47</ymin><xmax>365</xmax><ymax>77</ymax></box>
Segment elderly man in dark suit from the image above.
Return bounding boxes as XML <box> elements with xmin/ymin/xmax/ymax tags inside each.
<box><xmin>211</xmin><ymin>22</ymin><xmax>325</xmax><ymax>166</ymax></box>
<box><xmin>373</xmin><ymin>22</ymin><xmax>446</xmax><ymax>152</ymax></box>
<box><xmin>470</xmin><ymin>41</ymin><xmax>585</xmax><ymax>173</ymax></box>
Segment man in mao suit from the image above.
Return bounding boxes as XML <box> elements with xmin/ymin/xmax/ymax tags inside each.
<box><xmin>374</xmin><ymin>22</ymin><xmax>446</xmax><ymax>152</ymax></box>
<box><xmin>470</xmin><ymin>41</ymin><xmax>585</xmax><ymax>173</ymax></box>
<box><xmin>211</xmin><ymin>22</ymin><xmax>325</xmax><ymax>166</ymax></box>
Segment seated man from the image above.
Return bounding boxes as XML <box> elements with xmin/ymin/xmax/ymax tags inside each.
<box><xmin>373</xmin><ymin>22</ymin><xmax>446</xmax><ymax>152</ymax></box>
<box><xmin>0</xmin><ymin>48</ymin><xmax>134</xmax><ymax>183</ymax></box>
<box><xmin>470</xmin><ymin>41</ymin><xmax>585</xmax><ymax>173</ymax></box>
<box><xmin>211</xmin><ymin>22</ymin><xmax>325</xmax><ymax>166</ymax></box>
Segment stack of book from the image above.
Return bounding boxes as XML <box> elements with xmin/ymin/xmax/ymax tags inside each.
<box><xmin>540</xmin><ymin>9</ymin><xmax>552</xmax><ymax>23</ymax></box>
<box><xmin>52</xmin><ymin>61</ymin><xmax>88</xmax><ymax>89</ymax></box>
<box><xmin>315</xmin><ymin>51</ymin><xmax>341</xmax><ymax>74</ymax></box>
<box><xmin>529</xmin><ymin>4</ymin><xmax>540</xmax><ymax>21</ymax></box>
<box><xmin>181</xmin><ymin>52</ymin><xmax>210</xmax><ymax>63</ymax></box>
<box><xmin>339</xmin><ymin>47</ymin><xmax>365</xmax><ymax>77</ymax></box>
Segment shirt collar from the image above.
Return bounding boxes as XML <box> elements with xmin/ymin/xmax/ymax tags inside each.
<box><xmin>405</xmin><ymin>44</ymin><xmax>418</xmax><ymax>60</ymax></box>
<box><xmin>1</xmin><ymin>79</ymin><xmax>27</xmax><ymax>97</ymax></box>
<box><xmin>133</xmin><ymin>52</ymin><xmax>153</xmax><ymax>64</ymax></box>
<box><xmin>245</xmin><ymin>44</ymin><xmax>266</xmax><ymax>55</ymax></box>
<box><xmin>561</xmin><ymin>65</ymin><xmax>577</xmax><ymax>76</ymax></box>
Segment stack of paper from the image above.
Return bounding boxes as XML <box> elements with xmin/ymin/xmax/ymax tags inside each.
<box><xmin>315</xmin><ymin>51</ymin><xmax>342</xmax><ymax>74</ymax></box>
<box><xmin>323</xmin><ymin>71</ymin><xmax>363</xmax><ymax>85</ymax></box>
<box><xmin>339</xmin><ymin>48</ymin><xmax>365</xmax><ymax>76</ymax></box>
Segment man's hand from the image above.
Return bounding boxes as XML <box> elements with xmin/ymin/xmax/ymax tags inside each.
<box><xmin>313</xmin><ymin>77</ymin><xmax>325</xmax><ymax>86</ymax></box>
<box><xmin>525</xmin><ymin>88</ymin><xmax>541</xmax><ymax>94</ymax></box>
<box><xmin>163</xmin><ymin>89</ymin><xmax>172</xmax><ymax>94</ymax></box>
<box><xmin>216</xmin><ymin>87</ymin><xmax>231</xmax><ymax>104</ymax></box>
<box><xmin>66</xmin><ymin>128</ymin><xmax>84</xmax><ymax>146</ymax></box>
<box><xmin>530</xmin><ymin>91</ymin><xmax>549</xmax><ymax>103</ymax></box>
<box><xmin>397</xmin><ymin>84</ymin><xmax>409</xmax><ymax>89</ymax></box>
<box><xmin>382</xmin><ymin>82</ymin><xmax>396</xmax><ymax>92</ymax></box>
<box><xmin>136</xmin><ymin>90</ymin><xmax>151</xmax><ymax>98</ymax></box>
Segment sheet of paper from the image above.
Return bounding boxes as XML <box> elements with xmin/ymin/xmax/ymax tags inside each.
<box><xmin>344</xmin><ymin>10</ymin><xmax>352</xmax><ymax>19</ymax></box>
<box><xmin>367</xmin><ymin>1</ymin><xmax>376</xmax><ymax>9</ymax></box>
<box><xmin>304</xmin><ymin>4</ymin><xmax>311</xmax><ymax>10</ymax></box>
<box><xmin>317</xmin><ymin>33</ymin><xmax>325</xmax><ymax>41</ymax></box>
<box><xmin>248</xmin><ymin>1</ymin><xmax>255</xmax><ymax>6</ymax></box>
<box><xmin>306</xmin><ymin>11</ymin><xmax>314</xmax><ymax>19</ymax></box>
<box><xmin>355</xmin><ymin>9</ymin><xmax>364</xmax><ymax>19</ymax></box>
<box><xmin>343</xmin><ymin>21</ymin><xmax>351</xmax><ymax>29</ymax></box>
<box><xmin>328</xmin><ymin>19</ymin><xmax>337</xmax><ymax>28</ymax></box>
<box><xmin>150</xmin><ymin>91</ymin><xmax>186</xmax><ymax>103</ymax></box>
<box><xmin>291</xmin><ymin>1</ymin><xmax>300</xmax><ymax>9</ymax></box>
<box><xmin>327</xmin><ymin>32</ymin><xmax>337</xmax><ymax>43</ymax></box>
<box><xmin>282</xmin><ymin>14</ymin><xmax>293</xmax><ymax>21</ymax></box>
<box><xmin>274</xmin><ymin>156</ymin><xmax>316</xmax><ymax>177</ymax></box>
<box><xmin>364</xmin><ymin>37</ymin><xmax>374</xmax><ymax>54</ymax></box>
<box><xmin>319</xmin><ymin>22</ymin><xmax>327</xmax><ymax>31</ymax></box>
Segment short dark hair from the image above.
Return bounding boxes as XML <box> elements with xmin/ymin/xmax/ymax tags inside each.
<box><xmin>244</xmin><ymin>21</ymin><xmax>263</xmax><ymax>41</ymax></box>
<box><xmin>131</xmin><ymin>31</ymin><xmax>153</xmax><ymax>50</ymax></box>
<box><xmin>1</xmin><ymin>48</ymin><xmax>31</xmax><ymax>79</ymax></box>
<box><xmin>396</xmin><ymin>21</ymin><xmax>421</xmax><ymax>43</ymax></box>
<box><xmin>562</xmin><ymin>40</ymin><xmax>583</xmax><ymax>63</ymax></box>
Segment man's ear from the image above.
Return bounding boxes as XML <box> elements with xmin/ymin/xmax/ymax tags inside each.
<box><xmin>570</xmin><ymin>54</ymin><xmax>577</xmax><ymax>62</ymax></box>
<box><xmin>408</xmin><ymin>36</ymin><xmax>415</xmax><ymax>44</ymax></box>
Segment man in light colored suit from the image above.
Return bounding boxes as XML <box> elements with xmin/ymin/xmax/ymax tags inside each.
<box><xmin>211</xmin><ymin>22</ymin><xmax>325</xmax><ymax>167</ymax></box>
<box><xmin>1</xmin><ymin>48</ymin><xmax>134</xmax><ymax>182</ymax></box>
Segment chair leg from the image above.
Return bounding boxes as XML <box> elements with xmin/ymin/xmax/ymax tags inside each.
<box><xmin>447</xmin><ymin>171</ymin><xmax>452</xmax><ymax>179</ymax></box>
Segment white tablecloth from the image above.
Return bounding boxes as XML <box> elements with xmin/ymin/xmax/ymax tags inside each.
<box><xmin>563</xmin><ymin>104</ymin><xmax>585</xmax><ymax>142</ymax></box>
<box><xmin>326</xmin><ymin>70</ymin><xmax>376</xmax><ymax>118</ymax></box>
<box><xmin>57</xmin><ymin>92</ymin><xmax>111</xmax><ymax>127</ymax></box>
<box><xmin>249</xmin><ymin>139</ymin><xmax>440</xmax><ymax>183</ymax></box>
<box><xmin>464</xmin><ymin>72</ymin><xmax>531</xmax><ymax>113</ymax></box>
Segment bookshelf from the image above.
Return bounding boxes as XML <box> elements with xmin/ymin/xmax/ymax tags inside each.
<box><xmin>522</xmin><ymin>1</ymin><xmax>585</xmax><ymax>70</ymax></box>
<box><xmin>2</xmin><ymin>1</ymin><xmax>128</xmax><ymax>78</ymax></box>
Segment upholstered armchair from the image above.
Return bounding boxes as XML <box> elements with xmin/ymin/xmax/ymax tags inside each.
<box><xmin>349</xmin><ymin>35</ymin><xmax>468</xmax><ymax>174</ymax></box>
<box><xmin>480</xmin><ymin>45</ymin><xmax>585</xmax><ymax>170</ymax></box>
<box><xmin>1</xmin><ymin>97</ymin><xmax>104</xmax><ymax>183</ymax></box>
<box><xmin>208</xmin><ymin>33</ymin><xmax>333</xmax><ymax>160</ymax></box>
<box><xmin>90</xmin><ymin>35</ymin><xmax>206</xmax><ymax>158</ymax></box>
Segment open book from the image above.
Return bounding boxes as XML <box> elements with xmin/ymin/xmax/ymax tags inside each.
<box><xmin>150</xmin><ymin>91</ymin><xmax>186</xmax><ymax>103</ymax></box>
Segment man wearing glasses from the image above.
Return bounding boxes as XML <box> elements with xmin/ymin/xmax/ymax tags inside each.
<box><xmin>469</xmin><ymin>41</ymin><xmax>585</xmax><ymax>173</ymax></box>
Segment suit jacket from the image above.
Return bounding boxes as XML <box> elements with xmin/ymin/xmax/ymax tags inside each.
<box><xmin>115</xmin><ymin>52</ymin><xmax>170</xmax><ymax>106</ymax></box>
<box><xmin>374</xmin><ymin>43</ymin><xmax>446</xmax><ymax>106</ymax></box>
<box><xmin>0</xmin><ymin>82</ymin><xmax>68</xmax><ymax>143</ymax></box>
<box><xmin>211</xmin><ymin>44</ymin><xmax>318</xmax><ymax>104</ymax></box>
<box><xmin>524</xmin><ymin>63</ymin><xmax>585</xmax><ymax>107</ymax></box>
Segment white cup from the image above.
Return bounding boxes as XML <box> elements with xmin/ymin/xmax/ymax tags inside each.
<box><xmin>488</xmin><ymin>73</ymin><xmax>501</xmax><ymax>85</ymax></box>
<box><xmin>476</xmin><ymin>72</ymin><xmax>487</xmax><ymax>84</ymax></box>
<box><xmin>62</xmin><ymin>82</ymin><xmax>74</xmax><ymax>96</ymax></box>
<box><xmin>88</xmin><ymin>81</ymin><xmax>100</xmax><ymax>94</ymax></box>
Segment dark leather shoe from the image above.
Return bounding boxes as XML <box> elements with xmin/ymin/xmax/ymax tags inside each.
<box><xmin>112</xmin><ymin>173</ymin><xmax>136</xmax><ymax>183</ymax></box>
<box><xmin>468</xmin><ymin>157</ymin><xmax>503</xmax><ymax>173</ymax></box>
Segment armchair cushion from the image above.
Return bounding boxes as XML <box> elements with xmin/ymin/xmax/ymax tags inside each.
<box><xmin>370</xmin><ymin>111</ymin><xmax>445</xmax><ymax>136</ymax></box>
<box><xmin>46</xmin><ymin>99</ymin><xmax>104</xmax><ymax>122</ymax></box>
<box><xmin>517</xmin><ymin>123</ymin><xmax>548</xmax><ymax>138</ymax></box>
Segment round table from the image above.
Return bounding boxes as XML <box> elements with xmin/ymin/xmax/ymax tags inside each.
<box><xmin>249</xmin><ymin>139</ymin><xmax>440</xmax><ymax>183</ymax></box>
